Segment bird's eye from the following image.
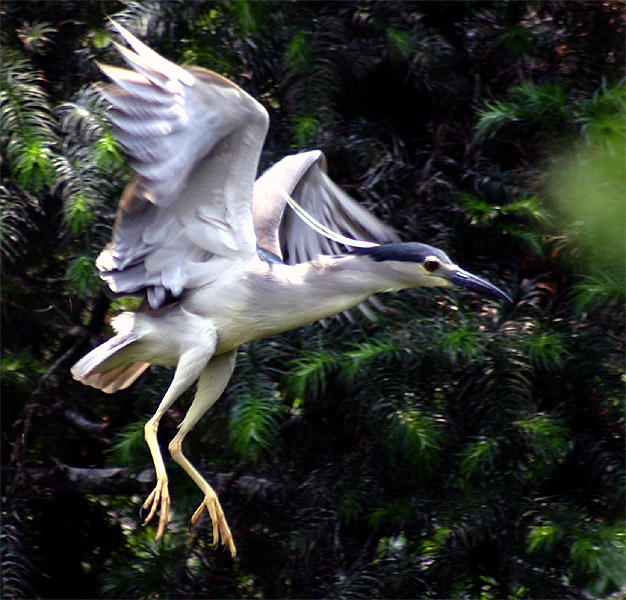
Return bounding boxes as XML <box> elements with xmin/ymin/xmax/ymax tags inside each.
<box><xmin>424</xmin><ymin>260</ymin><xmax>440</xmax><ymax>273</ymax></box>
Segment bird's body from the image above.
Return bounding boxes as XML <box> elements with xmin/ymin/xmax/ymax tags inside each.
<box><xmin>187</xmin><ymin>255</ymin><xmax>376</xmax><ymax>348</ymax></box>
<box><xmin>86</xmin><ymin>258</ymin><xmax>357</xmax><ymax>369</ymax></box>
<box><xmin>80</xmin><ymin>248</ymin><xmax>462</xmax><ymax>388</ymax></box>
<box><xmin>72</xmin><ymin>22</ymin><xmax>510</xmax><ymax>557</ymax></box>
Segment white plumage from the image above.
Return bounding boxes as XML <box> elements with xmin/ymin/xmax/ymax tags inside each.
<box><xmin>72</xmin><ymin>22</ymin><xmax>510</xmax><ymax>556</ymax></box>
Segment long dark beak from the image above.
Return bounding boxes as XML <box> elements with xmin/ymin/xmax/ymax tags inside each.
<box><xmin>447</xmin><ymin>268</ymin><xmax>512</xmax><ymax>302</ymax></box>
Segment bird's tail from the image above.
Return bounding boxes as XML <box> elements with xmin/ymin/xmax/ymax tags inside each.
<box><xmin>71</xmin><ymin>313</ymin><xmax>150</xmax><ymax>394</ymax></box>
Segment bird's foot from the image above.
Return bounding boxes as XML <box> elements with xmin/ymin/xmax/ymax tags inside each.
<box><xmin>141</xmin><ymin>477</ymin><xmax>171</xmax><ymax>540</ymax></box>
<box><xmin>191</xmin><ymin>492</ymin><xmax>236</xmax><ymax>557</ymax></box>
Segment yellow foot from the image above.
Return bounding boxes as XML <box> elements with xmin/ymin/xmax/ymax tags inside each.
<box><xmin>191</xmin><ymin>493</ymin><xmax>236</xmax><ymax>557</ymax></box>
<box><xmin>141</xmin><ymin>477</ymin><xmax>171</xmax><ymax>540</ymax></box>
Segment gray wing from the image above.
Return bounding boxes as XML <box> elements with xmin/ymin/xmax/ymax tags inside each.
<box><xmin>95</xmin><ymin>22</ymin><xmax>269</xmax><ymax>308</ymax></box>
<box><xmin>253</xmin><ymin>150</ymin><xmax>400</xmax><ymax>264</ymax></box>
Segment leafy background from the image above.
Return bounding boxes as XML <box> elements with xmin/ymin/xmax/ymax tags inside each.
<box><xmin>1</xmin><ymin>1</ymin><xmax>624</xmax><ymax>598</ymax></box>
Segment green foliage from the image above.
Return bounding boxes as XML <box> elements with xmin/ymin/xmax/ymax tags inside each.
<box><xmin>338</xmin><ymin>487</ymin><xmax>362</xmax><ymax>523</ymax></box>
<box><xmin>570</xmin><ymin>274</ymin><xmax>625</xmax><ymax>313</ymax></box>
<box><xmin>527</xmin><ymin>519</ymin><xmax>563</xmax><ymax>554</ymax></box>
<box><xmin>13</xmin><ymin>137</ymin><xmax>55</xmax><ymax>192</ymax></box>
<box><xmin>461</xmin><ymin>192</ymin><xmax>547</xmax><ymax>226</ymax></box>
<box><xmin>229</xmin><ymin>392</ymin><xmax>284</xmax><ymax>461</ymax></box>
<box><xmin>0</xmin><ymin>49</ymin><xmax>59</xmax><ymax>194</ymax></box>
<box><xmin>514</xmin><ymin>413</ymin><xmax>571</xmax><ymax>464</ymax></box>
<box><xmin>340</xmin><ymin>336</ymin><xmax>400</xmax><ymax>381</ymax></box>
<box><xmin>459</xmin><ymin>436</ymin><xmax>501</xmax><ymax>479</ymax></box>
<box><xmin>575</xmin><ymin>80</ymin><xmax>625</xmax><ymax>143</ymax></box>
<box><xmin>0</xmin><ymin>186</ymin><xmax>42</xmax><ymax>261</ymax></box>
<box><xmin>474</xmin><ymin>99</ymin><xmax>520</xmax><ymax>143</ymax></box>
<box><xmin>529</xmin><ymin>516</ymin><xmax>626</xmax><ymax>597</ymax></box>
<box><xmin>500</xmin><ymin>196</ymin><xmax>549</xmax><ymax>224</ymax></box>
<box><xmin>498</xmin><ymin>24</ymin><xmax>533</xmax><ymax>57</ymax></box>
<box><xmin>292</xmin><ymin>112</ymin><xmax>319</xmax><ymax>148</ymax></box>
<box><xmin>1</xmin><ymin>353</ymin><xmax>42</xmax><ymax>399</ymax></box>
<box><xmin>459</xmin><ymin>193</ymin><xmax>549</xmax><ymax>255</ymax></box>
<box><xmin>16</xmin><ymin>21</ymin><xmax>56</xmax><ymax>54</ymax></box>
<box><xmin>285</xmin><ymin>30</ymin><xmax>311</xmax><ymax>73</ymax></box>
<box><xmin>545</xmin><ymin>89</ymin><xmax>625</xmax><ymax>278</ymax></box>
<box><xmin>226</xmin><ymin>0</ymin><xmax>269</xmax><ymax>36</ymax></box>
<box><xmin>387</xmin><ymin>27</ymin><xmax>414</xmax><ymax>60</ymax></box>
<box><xmin>475</xmin><ymin>82</ymin><xmax>571</xmax><ymax>142</ymax></box>
<box><xmin>109</xmin><ymin>295</ymin><xmax>144</xmax><ymax>314</ymax></box>
<box><xmin>1</xmin><ymin>502</ymin><xmax>41</xmax><ymax>600</ymax></box>
<box><xmin>63</xmin><ymin>193</ymin><xmax>94</xmax><ymax>234</ymax></box>
<box><xmin>368</xmin><ymin>503</ymin><xmax>413</xmax><ymax>530</ymax></box>
<box><xmin>65</xmin><ymin>252</ymin><xmax>100</xmax><ymax>295</ymax></box>
<box><xmin>108</xmin><ymin>421</ymin><xmax>150</xmax><ymax>469</ymax></box>
<box><xmin>436</xmin><ymin>322</ymin><xmax>483</xmax><ymax>363</ymax></box>
<box><xmin>386</xmin><ymin>408</ymin><xmax>444</xmax><ymax>471</ymax></box>
<box><xmin>2</xmin><ymin>2</ymin><xmax>624</xmax><ymax>599</ymax></box>
<box><xmin>91</xmin><ymin>130</ymin><xmax>123</xmax><ymax>171</ymax></box>
<box><xmin>0</xmin><ymin>51</ymin><xmax>56</xmax><ymax>139</ymax></box>
<box><xmin>523</xmin><ymin>329</ymin><xmax>570</xmax><ymax>372</ymax></box>
<box><xmin>56</xmin><ymin>84</ymin><xmax>128</xmax><ymax>234</ymax></box>
<box><xmin>100</xmin><ymin>530</ymin><xmax>187</xmax><ymax>599</ymax></box>
<box><xmin>570</xmin><ymin>523</ymin><xmax>626</xmax><ymax>597</ymax></box>
<box><xmin>284</xmin><ymin>344</ymin><xmax>341</xmax><ymax>400</ymax></box>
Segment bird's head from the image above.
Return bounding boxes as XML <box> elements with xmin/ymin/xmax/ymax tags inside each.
<box><xmin>352</xmin><ymin>242</ymin><xmax>511</xmax><ymax>302</ymax></box>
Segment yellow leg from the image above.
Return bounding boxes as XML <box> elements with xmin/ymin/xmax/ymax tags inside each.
<box><xmin>142</xmin><ymin>412</ymin><xmax>171</xmax><ymax>539</ymax></box>
<box><xmin>169</xmin><ymin>433</ymin><xmax>236</xmax><ymax>555</ymax></box>
<box><xmin>141</xmin><ymin>346</ymin><xmax>217</xmax><ymax>539</ymax></box>
<box><xmin>168</xmin><ymin>350</ymin><xmax>237</xmax><ymax>555</ymax></box>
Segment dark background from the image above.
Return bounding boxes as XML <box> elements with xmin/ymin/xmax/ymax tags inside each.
<box><xmin>1</xmin><ymin>1</ymin><xmax>624</xmax><ymax>598</ymax></box>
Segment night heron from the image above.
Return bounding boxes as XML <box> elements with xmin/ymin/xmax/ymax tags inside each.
<box><xmin>71</xmin><ymin>22</ymin><xmax>511</xmax><ymax>557</ymax></box>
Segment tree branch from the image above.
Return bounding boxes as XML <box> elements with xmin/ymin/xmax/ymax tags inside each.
<box><xmin>1</xmin><ymin>462</ymin><xmax>276</xmax><ymax>497</ymax></box>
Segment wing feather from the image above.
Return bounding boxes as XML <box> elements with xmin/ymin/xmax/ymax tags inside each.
<box><xmin>253</xmin><ymin>150</ymin><xmax>400</xmax><ymax>264</ymax></box>
<box><xmin>96</xmin><ymin>22</ymin><xmax>269</xmax><ymax>308</ymax></box>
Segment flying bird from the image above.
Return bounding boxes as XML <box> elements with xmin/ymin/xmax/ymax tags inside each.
<box><xmin>71</xmin><ymin>22</ymin><xmax>511</xmax><ymax>557</ymax></box>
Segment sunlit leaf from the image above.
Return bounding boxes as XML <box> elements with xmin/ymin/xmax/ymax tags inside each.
<box><xmin>527</xmin><ymin>520</ymin><xmax>563</xmax><ymax>554</ymax></box>
<box><xmin>458</xmin><ymin>436</ymin><xmax>500</xmax><ymax>478</ymax></box>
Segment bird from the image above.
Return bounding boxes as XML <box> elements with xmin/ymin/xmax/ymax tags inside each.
<box><xmin>71</xmin><ymin>21</ymin><xmax>511</xmax><ymax>557</ymax></box>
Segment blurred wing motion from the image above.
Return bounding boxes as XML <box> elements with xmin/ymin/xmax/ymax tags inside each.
<box><xmin>95</xmin><ymin>22</ymin><xmax>269</xmax><ymax>308</ymax></box>
<box><xmin>253</xmin><ymin>150</ymin><xmax>400</xmax><ymax>264</ymax></box>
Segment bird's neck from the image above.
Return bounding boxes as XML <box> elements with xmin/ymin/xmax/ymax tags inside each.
<box><xmin>249</xmin><ymin>254</ymin><xmax>413</xmax><ymax>327</ymax></box>
<box><xmin>191</xmin><ymin>254</ymin><xmax>422</xmax><ymax>352</ymax></box>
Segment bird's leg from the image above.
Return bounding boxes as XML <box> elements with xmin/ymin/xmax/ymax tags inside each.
<box><xmin>168</xmin><ymin>435</ymin><xmax>236</xmax><ymax>556</ymax></box>
<box><xmin>167</xmin><ymin>350</ymin><xmax>237</xmax><ymax>555</ymax></box>
<box><xmin>142</xmin><ymin>346</ymin><xmax>216</xmax><ymax>539</ymax></box>
<box><xmin>142</xmin><ymin>410</ymin><xmax>171</xmax><ymax>538</ymax></box>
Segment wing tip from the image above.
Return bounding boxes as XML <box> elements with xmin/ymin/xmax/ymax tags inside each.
<box><xmin>107</xmin><ymin>18</ymin><xmax>195</xmax><ymax>88</ymax></box>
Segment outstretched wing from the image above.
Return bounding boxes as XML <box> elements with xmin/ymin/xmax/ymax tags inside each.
<box><xmin>96</xmin><ymin>22</ymin><xmax>269</xmax><ymax>308</ymax></box>
<box><xmin>253</xmin><ymin>150</ymin><xmax>400</xmax><ymax>264</ymax></box>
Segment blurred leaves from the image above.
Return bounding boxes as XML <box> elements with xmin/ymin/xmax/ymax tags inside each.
<box><xmin>546</xmin><ymin>99</ymin><xmax>625</xmax><ymax>278</ymax></box>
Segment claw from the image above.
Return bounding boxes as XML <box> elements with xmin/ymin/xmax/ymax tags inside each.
<box><xmin>191</xmin><ymin>494</ymin><xmax>236</xmax><ymax>556</ymax></box>
<box><xmin>141</xmin><ymin>477</ymin><xmax>171</xmax><ymax>540</ymax></box>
